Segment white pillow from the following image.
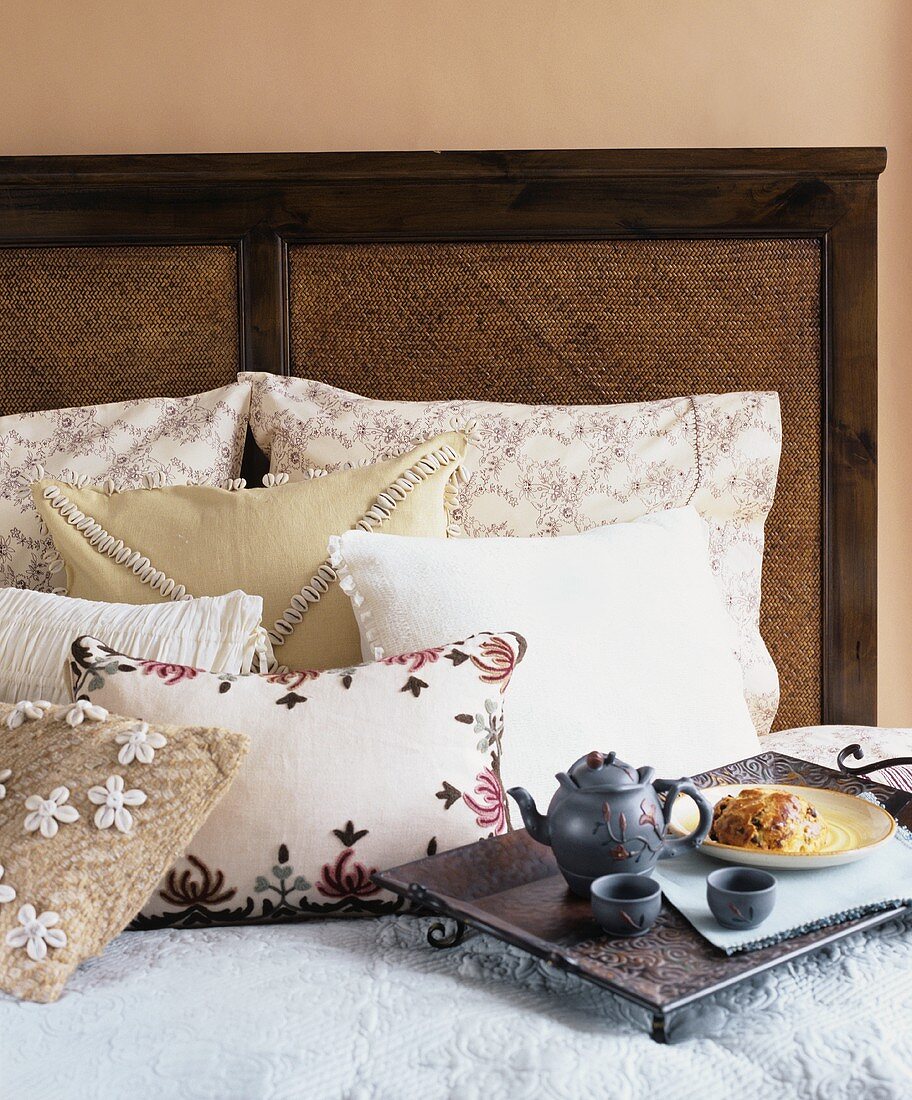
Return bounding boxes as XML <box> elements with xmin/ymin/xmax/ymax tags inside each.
<box><xmin>70</xmin><ymin>630</ymin><xmax>526</xmax><ymax>927</ymax></box>
<box><xmin>331</xmin><ymin>507</ymin><xmax>760</xmax><ymax>804</ymax></box>
<box><xmin>243</xmin><ymin>372</ymin><xmax>781</xmax><ymax>735</ymax></box>
<box><xmin>0</xmin><ymin>588</ymin><xmax>270</xmax><ymax>704</ymax></box>
<box><xmin>0</xmin><ymin>382</ymin><xmax>250</xmax><ymax>593</ymax></box>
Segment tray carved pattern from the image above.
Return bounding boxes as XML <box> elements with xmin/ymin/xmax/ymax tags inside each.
<box><xmin>376</xmin><ymin>753</ymin><xmax>909</xmax><ymax>1020</ymax></box>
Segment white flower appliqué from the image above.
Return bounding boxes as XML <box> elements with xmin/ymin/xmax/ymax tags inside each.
<box><xmin>6</xmin><ymin>700</ymin><xmax>52</xmax><ymax>730</ymax></box>
<box><xmin>65</xmin><ymin>700</ymin><xmax>109</xmax><ymax>727</ymax></box>
<box><xmin>5</xmin><ymin>904</ymin><xmax>66</xmax><ymax>961</ymax></box>
<box><xmin>0</xmin><ymin>866</ymin><xmax>16</xmax><ymax>904</ymax></box>
<box><xmin>0</xmin><ymin>768</ymin><xmax>11</xmax><ymax>800</ymax></box>
<box><xmin>114</xmin><ymin>722</ymin><xmax>167</xmax><ymax>765</ymax></box>
<box><xmin>87</xmin><ymin>775</ymin><xmax>147</xmax><ymax>833</ymax></box>
<box><xmin>24</xmin><ymin>787</ymin><xmax>80</xmax><ymax>838</ymax></box>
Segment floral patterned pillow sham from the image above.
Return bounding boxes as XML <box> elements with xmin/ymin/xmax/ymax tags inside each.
<box><xmin>242</xmin><ymin>372</ymin><xmax>781</xmax><ymax>735</ymax></box>
<box><xmin>69</xmin><ymin>630</ymin><xmax>526</xmax><ymax>928</ymax></box>
<box><xmin>0</xmin><ymin>382</ymin><xmax>250</xmax><ymax>593</ymax></box>
<box><xmin>0</xmin><ymin>701</ymin><xmax>247</xmax><ymax>1002</ymax></box>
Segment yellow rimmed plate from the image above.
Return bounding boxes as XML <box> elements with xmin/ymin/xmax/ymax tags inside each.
<box><xmin>670</xmin><ymin>784</ymin><xmax>897</xmax><ymax>870</ymax></box>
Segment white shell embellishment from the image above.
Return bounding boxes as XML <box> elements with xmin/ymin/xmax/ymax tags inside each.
<box><xmin>0</xmin><ymin>768</ymin><xmax>10</xmax><ymax>800</ymax></box>
<box><xmin>64</xmin><ymin>700</ymin><xmax>109</xmax><ymax>727</ymax></box>
<box><xmin>6</xmin><ymin>700</ymin><xmax>53</xmax><ymax>729</ymax></box>
<box><xmin>24</xmin><ymin>787</ymin><xmax>80</xmax><ymax>838</ymax></box>
<box><xmin>87</xmin><ymin>775</ymin><xmax>147</xmax><ymax>833</ymax></box>
<box><xmin>0</xmin><ymin>866</ymin><xmax>16</xmax><ymax>905</ymax></box>
<box><xmin>5</xmin><ymin>905</ymin><xmax>67</xmax><ymax>961</ymax></box>
<box><xmin>114</xmin><ymin>723</ymin><xmax>167</xmax><ymax>765</ymax></box>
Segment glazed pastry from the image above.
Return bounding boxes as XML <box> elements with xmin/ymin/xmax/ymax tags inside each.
<box><xmin>710</xmin><ymin>788</ymin><xmax>827</xmax><ymax>854</ymax></box>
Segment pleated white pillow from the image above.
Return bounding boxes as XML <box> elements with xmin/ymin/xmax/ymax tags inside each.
<box><xmin>332</xmin><ymin>507</ymin><xmax>761</xmax><ymax>804</ymax></box>
<box><xmin>0</xmin><ymin>589</ymin><xmax>270</xmax><ymax>704</ymax></box>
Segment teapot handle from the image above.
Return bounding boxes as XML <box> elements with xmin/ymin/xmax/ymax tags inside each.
<box><xmin>654</xmin><ymin>778</ymin><xmax>713</xmax><ymax>859</ymax></box>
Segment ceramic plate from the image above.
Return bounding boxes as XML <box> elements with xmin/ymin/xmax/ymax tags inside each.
<box><xmin>670</xmin><ymin>784</ymin><xmax>896</xmax><ymax>869</ymax></box>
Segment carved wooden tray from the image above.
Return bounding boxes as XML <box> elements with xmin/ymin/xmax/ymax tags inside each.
<box><xmin>374</xmin><ymin>752</ymin><xmax>910</xmax><ymax>1043</ymax></box>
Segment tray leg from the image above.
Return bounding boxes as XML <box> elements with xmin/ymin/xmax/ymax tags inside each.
<box><xmin>427</xmin><ymin>918</ymin><xmax>468</xmax><ymax>949</ymax></box>
<box><xmin>650</xmin><ymin>1012</ymin><xmax>669</xmax><ymax>1044</ymax></box>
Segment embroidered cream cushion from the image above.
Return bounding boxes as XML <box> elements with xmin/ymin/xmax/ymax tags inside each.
<box><xmin>69</xmin><ymin>630</ymin><xmax>525</xmax><ymax>928</ymax></box>
<box><xmin>31</xmin><ymin>432</ymin><xmax>466</xmax><ymax>672</ymax></box>
<box><xmin>0</xmin><ymin>588</ymin><xmax>269</xmax><ymax>705</ymax></box>
<box><xmin>0</xmin><ymin>383</ymin><xmax>250</xmax><ymax>594</ymax></box>
<box><xmin>331</xmin><ymin>507</ymin><xmax>761</xmax><ymax>806</ymax></box>
<box><xmin>0</xmin><ymin>700</ymin><xmax>247</xmax><ymax>1002</ymax></box>
<box><xmin>243</xmin><ymin>372</ymin><xmax>781</xmax><ymax>734</ymax></box>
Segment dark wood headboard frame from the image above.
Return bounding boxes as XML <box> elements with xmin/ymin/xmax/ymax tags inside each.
<box><xmin>0</xmin><ymin>148</ymin><xmax>886</xmax><ymax>725</ymax></box>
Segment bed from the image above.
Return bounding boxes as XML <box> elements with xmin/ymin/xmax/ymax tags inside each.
<box><xmin>2</xmin><ymin>148</ymin><xmax>910</xmax><ymax>1098</ymax></box>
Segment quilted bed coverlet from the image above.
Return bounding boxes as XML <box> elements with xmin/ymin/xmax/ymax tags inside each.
<box><xmin>3</xmin><ymin>726</ymin><xmax>911</xmax><ymax>1099</ymax></box>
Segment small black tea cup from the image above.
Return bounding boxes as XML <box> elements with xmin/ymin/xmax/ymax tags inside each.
<box><xmin>590</xmin><ymin>873</ymin><xmax>662</xmax><ymax>937</ymax></box>
<box><xmin>706</xmin><ymin>867</ymin><xmax>777</xmax><ymax>930</ymax></box>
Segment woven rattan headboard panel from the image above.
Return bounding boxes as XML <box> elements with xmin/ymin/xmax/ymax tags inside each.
<box><xmin>0</xmin><ymin>149</ymin><xmax>884</xmax><ymax>728</ymax></box>
<box><xmin>286</xmin><ymin>238</ymin><xmax>820</xmax><ymax>730</ymax></box>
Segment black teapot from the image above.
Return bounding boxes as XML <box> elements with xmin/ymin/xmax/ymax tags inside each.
<box><xmin>508</xmin><ymin>751</ymin><xmax>713</xmax><ymax>898</ymax></box>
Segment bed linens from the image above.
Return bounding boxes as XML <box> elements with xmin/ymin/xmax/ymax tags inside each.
<box><xmin>1</xmin><ymin>908</ymin><xmax>909</xmax><ymax>1098</ymax></box>
<box><xmin>32</xmin><ymin>431</ymin><xmax>466</xmax><ymax>672</ymax></box>
<box><xmin>243</xmin><ymin>372</ymin><xmax>782</xmax><ymax>735</ymax></box>
<box><xmin>70</xmin><ymin>630</ymin><xmax>525</xmax><ymax>927</ymax></box>
<box><xmin>332</xmin><ymin>506</ymin><xmax>760</xmax><ymax>804</ymax></box>
<box><xmin>0</xmin><ymin>382</ymin><xmax>250</xmax><ymax>593</ymax></box>
<box><xmin>0</xmin><ymin>587</ymin><xmax>269</xmax><ymax>704</ymax></box>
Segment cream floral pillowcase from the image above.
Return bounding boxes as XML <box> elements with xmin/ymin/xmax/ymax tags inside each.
<box><xmin>70</xmin><ymin>630</ymin><xmax>526</xmax><ymax>927</ymax></box>
<box><xmin>0</xmin><ymin>701</ymin><xmax>247</xmax><ymax>1002</ymax></box>
<box><xmin>0</xmin><ymin>383</ymin><xmax>250</xmax><ymax>593</ymax></box>
<box><xmin>243</xmin><ymin>372</ymin><xmax>781</xmax><ymax>734</ymax></box>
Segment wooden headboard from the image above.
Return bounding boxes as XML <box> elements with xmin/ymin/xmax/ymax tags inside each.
<box><xmin>0</xmin><ymin>148</ymin><xmax>885</xmax><ymax>729</ymax></box>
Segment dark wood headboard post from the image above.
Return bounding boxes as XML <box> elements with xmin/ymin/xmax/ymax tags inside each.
<box><xmin>0</xmin><ymin>148</ymin><xmax>886</xmax><ymax>725</ymax></box>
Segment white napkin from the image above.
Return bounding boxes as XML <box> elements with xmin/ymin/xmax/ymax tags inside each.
<box><xmin>653</xmin><ymin>824</ymin><xmax>912</xmax><ymax>954</ymax></box>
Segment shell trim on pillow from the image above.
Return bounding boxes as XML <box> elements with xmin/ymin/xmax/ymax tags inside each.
<box><xmin>37</xmin><ymin>439</ymin><xmax>465</xmax><ymax>654</ymax></box>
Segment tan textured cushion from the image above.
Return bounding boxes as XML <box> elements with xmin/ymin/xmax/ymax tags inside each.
<box><xmin>0</xmin><ymin>701</ymin><xmax>247</xmax><ymax>1002</ymax></box>
<box><xmin>32</xmin><ymin>432</ymin><xmax>466</xmax><ymax>671</ymax></box>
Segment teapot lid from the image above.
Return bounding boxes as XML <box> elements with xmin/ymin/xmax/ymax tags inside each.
<box><xmin>566</xmin><ymin>751</ymin><xmax>641</xmax><ymax>789</ymax></box>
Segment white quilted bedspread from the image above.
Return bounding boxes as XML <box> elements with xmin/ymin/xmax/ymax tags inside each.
<box><xmin>2</xmin><ymin>726</ymin><xmax>911</xmax><ymax>1100</ymax></box>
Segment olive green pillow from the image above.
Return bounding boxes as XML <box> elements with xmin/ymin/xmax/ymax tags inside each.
<box><xmin>33</xmin><ymin>432</ymin><xmax>466</xmax><ymax>671</ymax></box>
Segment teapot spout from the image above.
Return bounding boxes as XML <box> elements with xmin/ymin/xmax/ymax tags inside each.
<box><xmin>507</xmin><ymin>787</ymin><xmax>551</xmax><ymax>847</ymax></box>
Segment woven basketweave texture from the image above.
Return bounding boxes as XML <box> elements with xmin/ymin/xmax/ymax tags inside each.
<box><xmin>0</xmin><ymin>246</ymin><xmax>239</xmax><ymax>413</ymax></box>
<box><xmin>0</xmin><ymin>702</ymin><xmax>247</xmax><ymax>1002</ymax></box>
<box><xmin>287</xmin><ymin>239</ymin><xmax>822</xmax><ymax>731</ymax></box>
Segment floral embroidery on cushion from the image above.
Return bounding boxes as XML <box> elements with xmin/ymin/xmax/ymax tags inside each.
<box><xmin>469</xmin><ymin>633</ymin><xmax>526</xmax><ymax>692</ymax></box>
<box><xmin>462</xmin><ymin>768</ymin><xmax>508</xmax><ymax>835</ymax></box>
<box><xmin>316</xmin><ymin>848</ymin><xmax>380</xmax><ymax>900</ymax></box>
<box><xmin>266</xmin><ymin>669</ymin><xmax>321</xmax><ymax>690</ymax></box>
<box><xmin>5</xmin><ymin>905</ymin><xmax>67</xmax><ymax>961</ymax></box>
<box><xmin>400</xmin><ymin>676</ymin><xmax>429</xmax><ymax>698</ymax></box>
<box><xmin>160</xmin><ymin>854</ymin><xmax>237</xmax><ymax>908</ymax></box>
<box><xmin>381</xmin><ymin>647</ymin><xmax>444</xmax><ymax>673</ymax></box>
<box><xmin>137</xmin><ymin>660</ymin><xmax>198</xmax><ymax>685</ymax></box>
<box><xmin>87</xmin><ymin>775</ymin><xmax>147</xmax><ymax>833</ymax></box>
<box><xmin>435</xmin><ymin>781</ymin><xmax>462</xmax><ymax>810</ymax></box>
<box><xmin>255</xmin><ymin>843</ymin><xmax>311</xmax><ymax>904</ymax></box>
<box><xmin>276</xmin><ymin>691</ymin><xmax>308</xmax><ymax>710</ymax></box>
<box><xmin>0</xmin><ymin>768</ymin><xmax>10</xmax><ymax>800</ymax></box>
<box><xmin>0</xmin><ymin>865</ymin><xmax>16</xmax><ymax>904</ymax></box>
<box><xmin>24</xmin><ymin>787</ymin><xmax>80</xmax><ymax>838</ymax></box>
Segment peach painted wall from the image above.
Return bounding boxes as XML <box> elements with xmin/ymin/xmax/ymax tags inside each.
<box><xmin>2</xmin><ymin>0</ymin><xmax>910</xmax><ymax>722</ymax></box>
